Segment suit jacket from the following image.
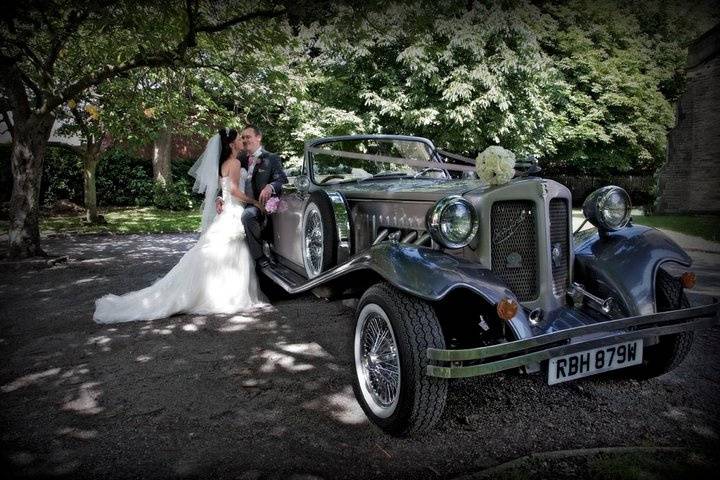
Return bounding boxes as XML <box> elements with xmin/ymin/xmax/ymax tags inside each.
<box><xmin>240</xmin><ymin>148</ymin><xmax>288</xmax><ymax>200</ymax></box>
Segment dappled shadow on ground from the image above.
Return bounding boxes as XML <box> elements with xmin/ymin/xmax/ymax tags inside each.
<box><xmin>1</xmin><ymin>234</ymin><xmax>719</xmax><ymax>479</ymax></box>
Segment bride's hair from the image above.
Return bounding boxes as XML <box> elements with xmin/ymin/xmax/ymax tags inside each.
<box><xmin>218</xmin><ymin>127</ymin><xmax>239</xmax><ymax>174</ymax></box>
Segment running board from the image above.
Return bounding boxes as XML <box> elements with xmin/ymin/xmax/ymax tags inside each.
<box><xmin>260</xmin><ymin>262</ymin><xmax>307</xmax><ymax>291</ymax></box>
<box><xmin>259</xmin><ymin>256</ymin><xmax>362</xmax><ymax>294</ymax></box>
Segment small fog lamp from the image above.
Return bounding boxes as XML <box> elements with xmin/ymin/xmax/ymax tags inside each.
<box><xmin>496</xmin><ymin>297</ymin><xmax>519</xmax><ymax>321</ymax></box>
<box><xmin>680</xmin><ymin>272</ymin><xmax>696</xmax><ymax>289</ymax></box>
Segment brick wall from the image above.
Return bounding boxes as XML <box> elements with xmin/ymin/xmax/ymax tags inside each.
<box><xmin>657</xmin><ymin>24</ymin><xmax>720</xmax><ymax>214</ymax></box>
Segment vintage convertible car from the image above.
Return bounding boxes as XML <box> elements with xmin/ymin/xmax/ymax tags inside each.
<box><xmin>259</xmin><ymin>134</ymin><xmax>719</xmax><ymax>436</ymax></box>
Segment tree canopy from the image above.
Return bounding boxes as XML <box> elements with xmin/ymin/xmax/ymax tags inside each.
<box><xmin>2</xmin><ymin>0</ymin><xmax>718</xmax><ymax>256</ymax></box>
<box><xmin>271</xmin><ymin>0</ymin><xmax>716</xmax><ymax>175</ymax></box>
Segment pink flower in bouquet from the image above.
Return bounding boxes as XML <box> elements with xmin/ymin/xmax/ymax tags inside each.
<box><xmin>265</xmin><ymin>196</ymin><xmax>281</xmax><ymax>214</ymax></box>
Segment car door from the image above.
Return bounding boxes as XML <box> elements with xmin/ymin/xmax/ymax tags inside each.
<box><xmin>269</xmin><ymin>178</ymin><xmax>307</xmax><ymax>269</ymax></box>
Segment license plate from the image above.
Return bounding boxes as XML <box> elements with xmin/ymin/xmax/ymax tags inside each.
<box><xmin>547</xmin><ymin>339</ymin><xmax>643</xmax><ymax>385</ymax></box>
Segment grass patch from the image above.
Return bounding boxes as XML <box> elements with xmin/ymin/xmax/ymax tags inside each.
<box><xmin>631</xmin><ymin>214</ymin><xmax>720</xmax><ymax>242</ymax></box>
<box><xmin>0</xmin><ymin>207</ymin><xmax>201</xmax><ymax>236</ymax></box>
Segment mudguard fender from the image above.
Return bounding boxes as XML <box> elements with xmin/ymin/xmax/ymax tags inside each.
<box><xmin>573</xmin><ymin>225</ymin><xmax>691</xmax><ymax>316</ymax></box>
<box><xmin>362</xmin><ymin>243</ymin><xmax>533</xmax><ymax>340</ymax></box>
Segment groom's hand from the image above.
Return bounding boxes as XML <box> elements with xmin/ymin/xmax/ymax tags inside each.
<box><xmin>259</xmin><ymin>185</ymin><xmax>273</xmax><ymax>205</ymax></box>
<box><xmin>215</xmin><ymin>198</ymin><xmax>224</xmax><ymax>215</ymax></box>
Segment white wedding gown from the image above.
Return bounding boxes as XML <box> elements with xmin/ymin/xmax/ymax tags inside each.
<box><xmin>93</xmin><ymin>172</ymin><xmax>267</xmax><ymax>324</ymax></box>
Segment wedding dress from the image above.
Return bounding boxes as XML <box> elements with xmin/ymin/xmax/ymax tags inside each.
<box><xmin>93</xmin><ymin>171</ymin><xmax>267</xmax><ymax>324</ymax></box>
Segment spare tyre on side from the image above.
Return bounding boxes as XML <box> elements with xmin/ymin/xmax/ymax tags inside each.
<box><xmin>301</xmin><ymin>190</ymin><xmax>338</xmax><ymax>279</ymax></box>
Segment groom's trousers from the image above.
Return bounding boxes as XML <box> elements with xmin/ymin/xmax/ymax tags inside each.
<box><xmin>241</xmin><ymin>206</ymin><xmax>265</xmax><ymax>261</ymax></box>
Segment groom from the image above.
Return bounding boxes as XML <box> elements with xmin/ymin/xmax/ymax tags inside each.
<box><xmin>217</xmin><ymin>125</ymin><xmax>288</xmax><ymax>267</ymax></box>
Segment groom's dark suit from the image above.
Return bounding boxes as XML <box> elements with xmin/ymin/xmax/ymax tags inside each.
<box><xmin>240</xmin><ymin>148</ymin><xmax>288</xmax><ymax>261</ymax></box>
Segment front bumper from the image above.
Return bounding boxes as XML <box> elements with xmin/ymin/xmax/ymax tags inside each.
<box><xmin>426</xmin><ymin>302</ymin><xmax>720</xmax><ymax>378</ymax></box>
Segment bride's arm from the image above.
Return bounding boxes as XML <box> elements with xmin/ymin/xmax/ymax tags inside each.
<box><xmin>228</xmin><ymin>163</ymin><xmax>262</xmax><ymax>208</ymax></box>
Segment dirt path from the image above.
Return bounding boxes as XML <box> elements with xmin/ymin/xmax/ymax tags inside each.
<box><xmin>1</xmin><ymin>234</ymin><xmax>718</xmax><ymax>479</ymax></box>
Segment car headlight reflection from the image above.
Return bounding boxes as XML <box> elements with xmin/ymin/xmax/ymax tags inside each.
<box><xmin>427</xmin><ymin>196</ymin><xmax>478</xmax><ymax>248</ymax></box>
<box><xmin>582</xmin><ymin>186</ymin><xmax>631</xmax><ymax>232</ymax></box>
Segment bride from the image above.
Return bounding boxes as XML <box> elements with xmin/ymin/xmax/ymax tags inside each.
<box><xmin>93</xmin><ymin>128</ymin><xmax>268</xmax><ymax>324</ymax></box>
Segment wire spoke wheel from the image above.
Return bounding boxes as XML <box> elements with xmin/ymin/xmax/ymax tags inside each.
<box><xmin>355</xmin><ymin>304</ymin><xmax>401</xmax><ymax>418</ymax></box>
<box><xmin>303</xmin><ymin>205</ymin><xmax>324</xmax><ymax>277</ymax></box>
<box><xmin>359</xmin><ymin>311</ymin><xmax>400</xmax><ymax>413</ymax></box>
<box><xmin>352</xmin><ymin>283</ymin><xmax>448</xmax><ymax>435</ymax></box>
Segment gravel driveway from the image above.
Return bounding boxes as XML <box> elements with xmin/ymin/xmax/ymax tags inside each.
<box><xmin>1</xmin><ymin>233</ymin><xmax>718</xmax><ymax>479</ymax></box>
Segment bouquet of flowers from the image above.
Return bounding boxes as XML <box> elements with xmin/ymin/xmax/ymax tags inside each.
<box><xmin>476</xmin><ymin>146</ymin><xmax>516</xmax><ymax>186</ymax></box>
<box><xmin>264</xmin><ymin>196</ymin><xmax>285</xmax><ymax>214</ymax></box>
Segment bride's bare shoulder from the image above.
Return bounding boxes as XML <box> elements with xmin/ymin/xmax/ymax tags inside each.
<box><xmin>220</xmin><ymin>158</ymin><xmax>241</xmax><ymax>177</ymax></box>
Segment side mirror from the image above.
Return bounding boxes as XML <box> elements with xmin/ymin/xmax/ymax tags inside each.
<box><xmin>294</xmin><ymin>175</ymin><xmax>310</xmax><ymax>193</ymax></box>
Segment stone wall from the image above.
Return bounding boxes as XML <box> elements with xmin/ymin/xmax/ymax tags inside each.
<box><xmin>657</xmin><ymin>24</ymin><xmax>720</xmax><ymax>214</ymax></box>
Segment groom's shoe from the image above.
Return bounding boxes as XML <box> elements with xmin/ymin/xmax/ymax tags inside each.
<box><xmin>257</xmin><ymin>254</ymin><xmax>277</xmax><ymax>269</ymax></box>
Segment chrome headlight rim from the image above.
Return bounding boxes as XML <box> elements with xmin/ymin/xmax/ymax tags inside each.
<box><xmin>426</xmin><ymin>195</ymin><xmax>479</xmax><ymax>249</ymax></box>
<box><xmin>582</xmin><ymin>185</ymin><xmax>632</xmax><ymax>232</ymax></box>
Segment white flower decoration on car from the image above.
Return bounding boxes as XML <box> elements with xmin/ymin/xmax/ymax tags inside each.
<box><xmin>476</xmin><ymin>146</ymin><xmax>516</xmax><ymax>186</ymax></box>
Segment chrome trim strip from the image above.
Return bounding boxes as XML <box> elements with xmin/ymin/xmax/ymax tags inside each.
<box><xmin>326</xmin><ymin>190</ymin><xmax>353</xmax><ymax>262</ymax></box>
<box><xmin>426</xmin><ymin>315</ymin><xmax>716</xmax><ymax>378</ymax></box>
<box><xmin>401</xmin><ymin>231</ymin><xmax>418</xmax><ymax>243</ymax></box>
<box><xmin>373</xmin><ymin>229</ymin><xmax>389</xmax><ymax>245</ymax></box>
<box><xmin>427</xmin><ymin>303</ymin><xmax>720</xmax><ymax>362</ymax></box>
<box><xmin>414</xmin><ymin>233</ymin><xmax>431</xmax><ymax>246</ymax></box>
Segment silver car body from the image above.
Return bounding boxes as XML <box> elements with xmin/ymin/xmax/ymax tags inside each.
<box><xmin>263</xmin><ymin>134</ymin><xmax>719</xmax><ymax>378</ymax></box>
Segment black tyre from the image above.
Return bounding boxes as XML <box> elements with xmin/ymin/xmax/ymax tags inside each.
<box><xmin>301</xmin><ymin>191</ymin><xmax>337</xmax><ymax>279</ymax></box>
<box><xmin>352</xmin><ymin>282</ymin><xmax>447</xmax><ymax>436</ymax></box>
<box><xmin>630</xmin><ymin>268</ymin><xmax>694</xmax><ymax>379</ymax></box>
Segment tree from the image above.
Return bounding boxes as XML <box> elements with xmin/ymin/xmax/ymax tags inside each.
<box><xmin>530</xmin><ymin>0</ymin><xmax>715</xmax><ymax>175</ymax></box>
<box><xmin>67</xmin><ymin>98</ymin><xmax>111</xmax><ymax>223</ymax></box>
<box><xmin>292</xmin><ymin>1</ymin><xmax>563</xmax><ymax>157</ymax></box>
<box><xmin>0</xmin><ymin>0</ymin><xmax>284</xmax><ymax>257</ymax></box>
<box><xmin>294</xmin><ymin>0</ymin><xmax>718</xmax><ymax>174</ymax></box>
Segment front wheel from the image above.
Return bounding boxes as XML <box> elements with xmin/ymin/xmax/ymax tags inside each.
<box><xmin>629</xmin><ymin>268</ymin><xmax>694</xmax><ymax>379</ymax></box>
<box><xmin>352</xmin><ymin>283</ymin><xmax>447</xmax><ymax>436</ymax></box>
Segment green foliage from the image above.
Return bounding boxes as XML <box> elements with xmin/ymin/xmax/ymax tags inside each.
<box><xmin>40</xmin><ymin>147</ymin><xmax>84</xmax><ymax>207</ymax></box>
<box><xmin>153</xmin><ymin>179</ymin><xmax>194</xmax><ymax>211</ymax></box>
<box><xmin>171</xmin><ymin>157</ymin><xmax>199</xmax><ymax>184</ymax></box>
<box><xmin>95</xmin><ymin>149</ymin><xmax>154</xmax><ymax>207</ymax></box>
<box><xmin>24</xmin><ymin>146</ymin><xmax>198</xmax><ymax>210</ymax></box>
<box><xmin>276</xmin><ymin>0</ymin><xmax>718</xmax><ymax>176</ymax></box>
<box><xmin>11</xmin><ymin>0</ymin><xmax>719</xmax><ymax>205</ymax></box>
<box><xmin>531</xmin><ymin>1</ymin><xmax>670</xmax><ymax>174</ymax></box>
<box><xmin>3</xmin><ymin>145</ymin><xmax>84</xmax><ymax>207</ymax></box>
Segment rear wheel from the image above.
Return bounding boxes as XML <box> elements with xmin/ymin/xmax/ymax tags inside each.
<box><xmin>352</xmin><ymin>283</ymin><xmax>447</xmax><ymax>436</ymax></box>
<box><xmin>630</xmin><ymin>268</ymin><xmax>694</xmax><ymax>379</ymax></box>
<box><xmin>301</xmin><ymin>191</ymin><xmax>337</xmax><ymax>279</ymax></box>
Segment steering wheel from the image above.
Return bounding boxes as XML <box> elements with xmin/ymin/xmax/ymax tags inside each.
<box><xmin>413</xmin><ymin>167</ymin><xmax>445</xmax><ymax>178</ymax></box>
<box><xmin>319</xmin><ymin>174</ymin><xmax>345</xmax><ymax>184</ymax></box>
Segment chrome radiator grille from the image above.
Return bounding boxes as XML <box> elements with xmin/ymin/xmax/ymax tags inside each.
<box><xmin>491</xmin><ymin>201</ymin><xmax>538</xmax><ymax>301</ymax></box>
<box><xmin>549</xmin><ymin>198</ymin><xmax>569</xmax><ymax>296</ymax></box>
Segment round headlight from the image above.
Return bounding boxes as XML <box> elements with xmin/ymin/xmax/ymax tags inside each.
<box><xmin>426</xmin><ymin>196</ymin><xmax>478</xmax><ymax>248</ymax></box>
<box><xmin>582</xmin><ymin>186</ymin><xmax>631</xmax><ymax>232</ymax></box>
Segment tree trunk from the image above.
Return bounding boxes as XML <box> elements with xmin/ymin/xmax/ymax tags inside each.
<box><xmin>83</xmin><ymin>143</ymin><xmax>102</xmax><ymax>223</ymax></box>
<box><xmin>8</xmin><ymin>114</ymin><xmax>54</xmax><ymax>258</ymax></box>
<box><xmin>152</xmin><ymin>128</ymin><xmax>172</xmax><ymax>187</ymax></box>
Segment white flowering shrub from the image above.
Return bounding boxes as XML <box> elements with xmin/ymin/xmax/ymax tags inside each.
<box><xmin>476</xmin><ymin>146</ymin><xmax>516</xmax><ymax>185</ymax></box>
